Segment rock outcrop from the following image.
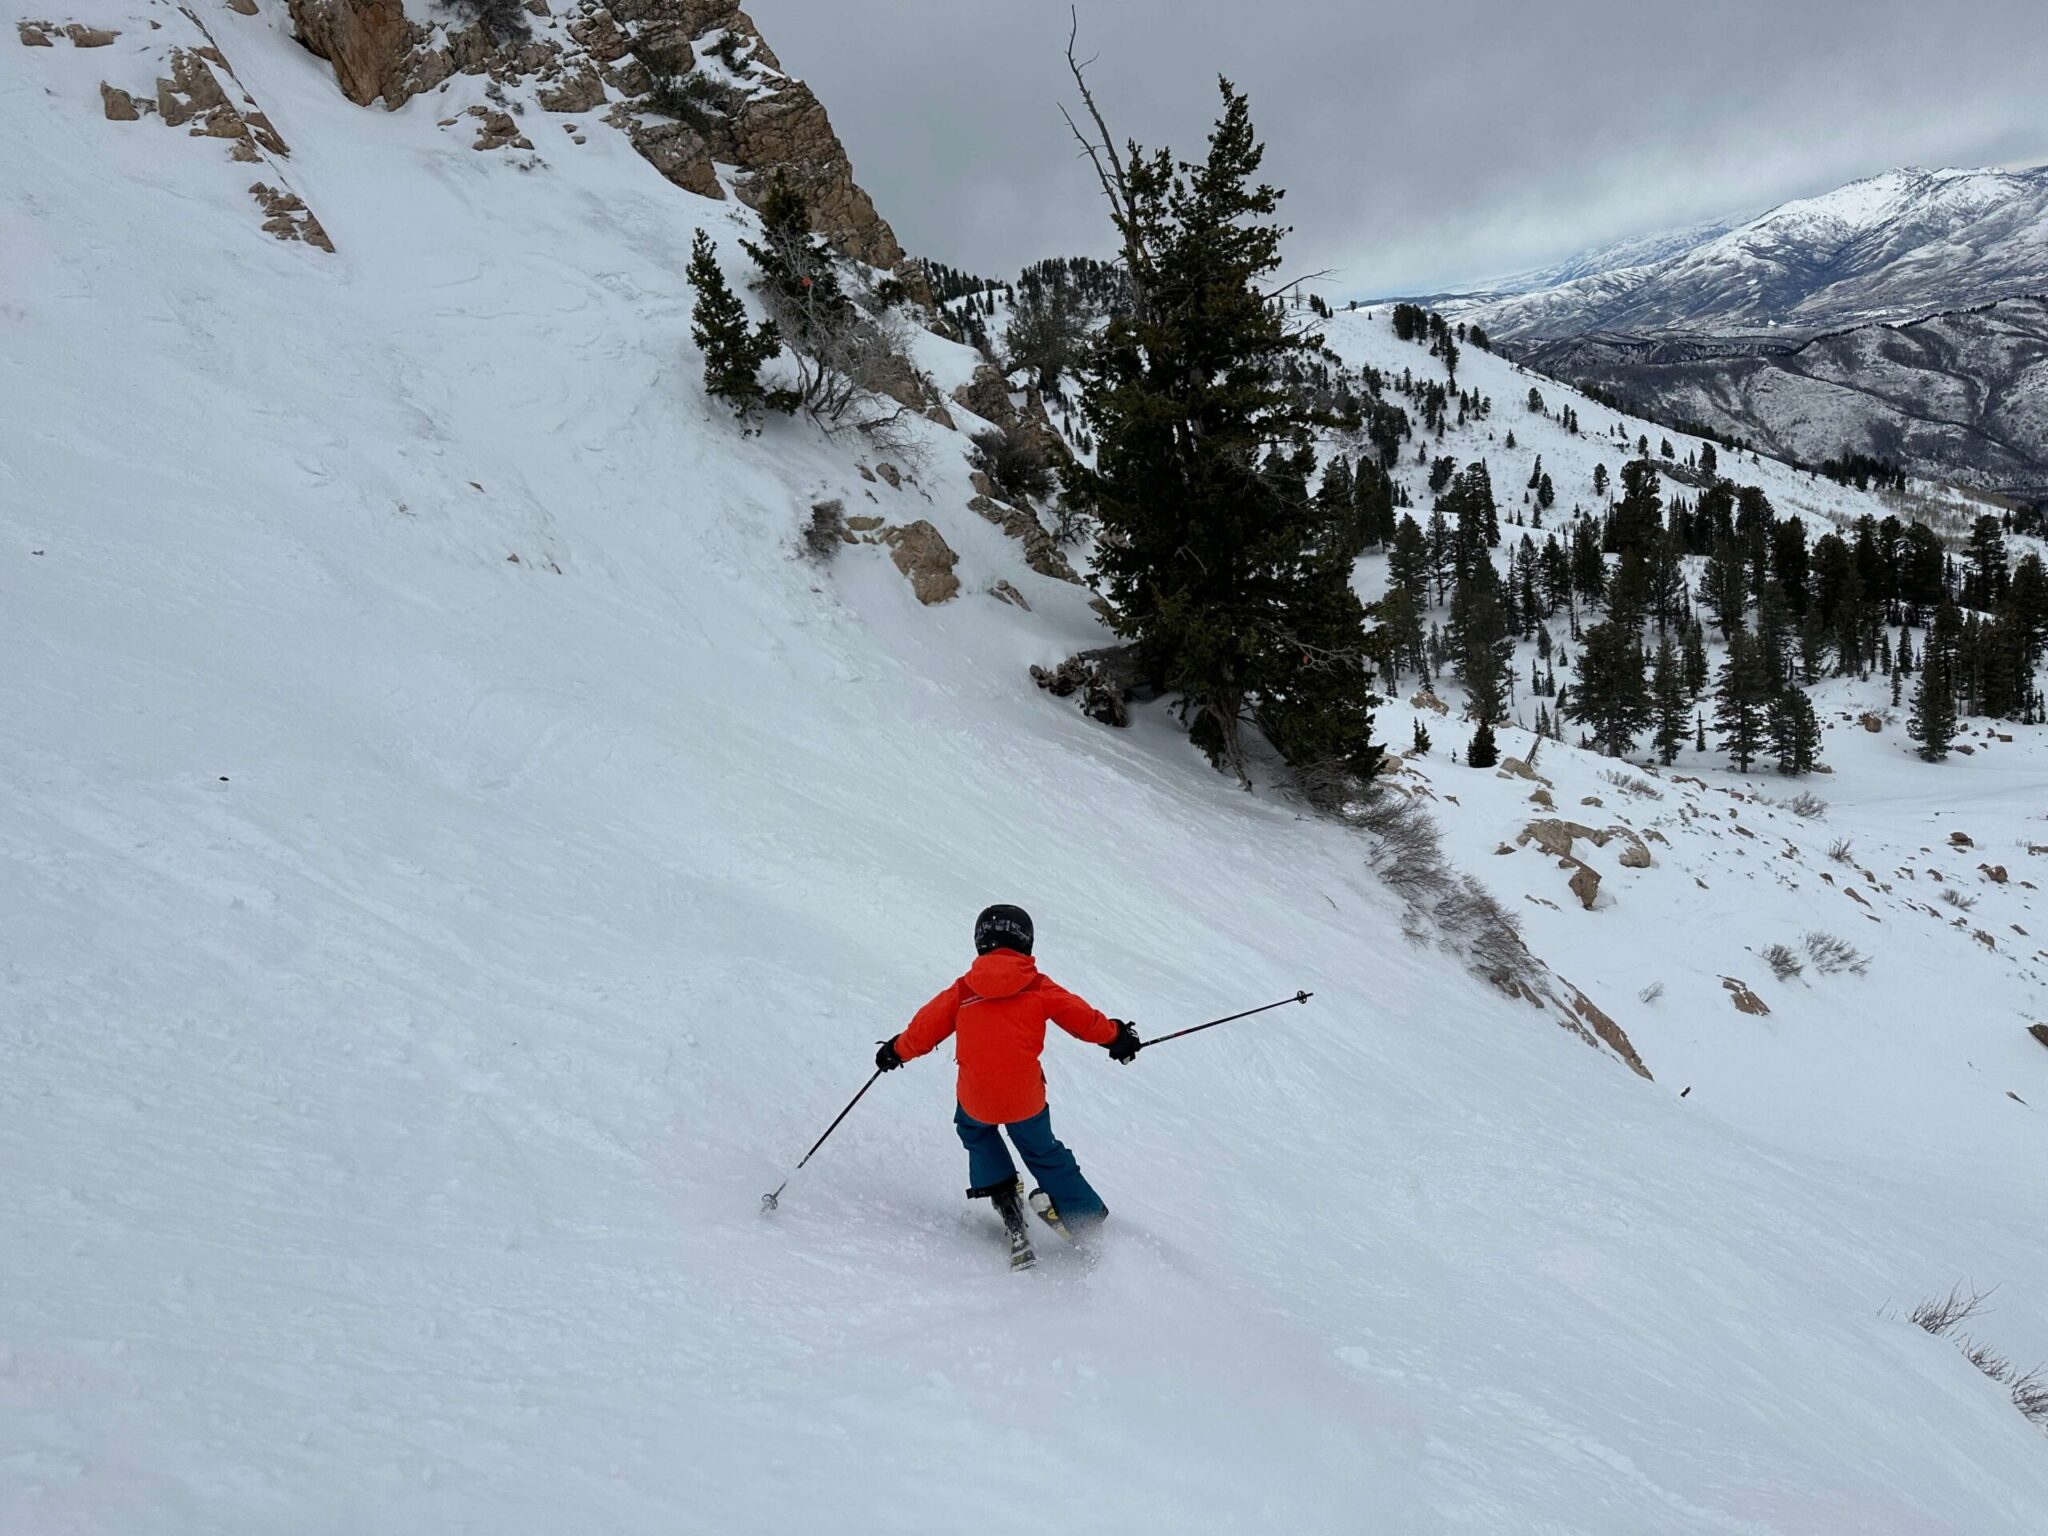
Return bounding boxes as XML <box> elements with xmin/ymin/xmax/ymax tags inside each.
<box><xmin>882</xmin><ymin>521</ymin><xmax>959</xmax><ymax>606</ymax></box>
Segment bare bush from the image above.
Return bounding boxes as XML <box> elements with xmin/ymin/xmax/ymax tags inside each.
<box><xmin>1762</xmin><ymin>942</ymin><xmax>1804</xmax><ymax>982</ymax></box>
<box><xmin>971</xmin><ymin>423</ymin><xmax>1057</xmax><ymax>505</ymax></box>
<box><xmin>1941</xmin><ymin>887</ymin><xmax>1978</xmax><ymax>912</ymax></box>
<box><xmin>801</xmin><ymin>500</ymin><xmax>846</xmax><ymax>562</ymax></box>
<box><xmin>1827</xmin><ymin>837</ymin><xmax>1855</xmax><ymax>864</ymax></box>
<box><xmin>1352</xmin><ymin>791</ymin><xmax>1452</xmax><ymax>901</ymax></box>
<box><xmin>1600</xmin><ymin>768</ymin><xmax>1663</xmax><ymax>800</ymax></box>
<box><xmin>1803</xmin><ymin>931</ymin><xmax>1871</xmax><ymax>977</ymax></box>
<box><xmin>2011</xmin><ymin>1367</ymin><xmax>2048</xmax><ymax>1425</ymax></box>
<box><xmin>645</xmin><ymin>69</ymin><xmax>742</xmax><ymax>130</ymax></box>
<box><xmin>447</xmin><ymin>0</ymin><xmax>530</xmax><ymax>42</ymax></box>
<box><xmin>1434</xmin><ymin>875</ymin><xmax>1531</xmax><ymax>992</ymax></box>
<box><xmin>1638</xmin><ymin>981</ymin><xmax>1665</xmax><ymax>1004</ymax></box>
<box><xmin>1783</xmin><ymin>791</ymin><xmax>1829</xmax><ymax>820</ymax></box>
<box><xmin>1910</xmin><ymin>1283</ymin><xmax>1992</xmax><ymax>1338</ymax></box>
<box><xmin>1961</xmin><ymin>1337</ymin><xmax>2013</xmax><ymax>1382</ymax></box>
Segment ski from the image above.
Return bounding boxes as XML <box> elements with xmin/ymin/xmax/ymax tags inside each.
<box><xmin>1027</xmin><ymin>1188</ymin><xmax>1076</xmax><ymax>1243</ymax></box>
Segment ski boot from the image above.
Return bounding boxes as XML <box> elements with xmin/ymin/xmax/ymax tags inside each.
<box><xmin>969</xmin><ymin>1178</ymin><xmax>1036</xmax><ymax>1271</ymax></box>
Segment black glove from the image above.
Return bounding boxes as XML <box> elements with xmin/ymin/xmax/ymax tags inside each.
<box><xmin>1106</xmin><ymin>1020</ymin><xmax>1141</xmax><ymax>1064</ymax></box>
<box><xmin>875</xmin><ymin>1038</ymin><xmax>904</xmax><ymax>1072</ymax></box>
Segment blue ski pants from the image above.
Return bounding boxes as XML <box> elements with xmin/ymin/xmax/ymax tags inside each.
<box><xmin>954</xmin><ymin>1101</ymin><xmax>1108</xmax><ymax>1223</ymax></box>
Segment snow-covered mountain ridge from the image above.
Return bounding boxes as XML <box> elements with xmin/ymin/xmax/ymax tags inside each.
<box><xmin>1450</xmin><ymin>165</ymin><xmax>2048</xmax><ymax>342</ymax></box>
<box><xmin>7</xmin><ymin>6</ymin><xmax>2048</xmax><ymax>1531</ymax></box>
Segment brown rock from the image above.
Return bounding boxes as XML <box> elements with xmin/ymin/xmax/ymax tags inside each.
<box><xmin>843</xmin><ymin>514</ymin><xmax>883</xmax><ymax>533</ymax></box>
<box><xmin>18</xmin><ymin>21</ymin><xmax>55</xmax><ymax>45</ymax></box>
<box><xmin>227</xmin><ymin>0</ymin><xmax>260</xmax><ymax>14</ymax></box>
<box><xmin>1567</xmin><ymin>861</ymin><xmax>1601</xmax><ymax>911</ymax></box>
<box><xmin>248</xmin><ymin>181</ymin><xmax>335</xmax><ymax>252</ymax></box>
<box><xmin>1981</xmin><ymin>864</ymin><xmax>2009</xmax><ymax>884</ymax></box>
<box><xmin>101</xmin><ymin>82</ymin><xmax>141</xmax><ymax>121</ymax></box>
<box><xmin>873</xmin><ymin>462</ymin><xmax>902</xmax><ymax>489</ymax></box>
<box><xmin>1722</xmin><ymin>978</ymin><xmax>1769</xmax><ymax>1016</ymax></box>
<box><xmin>1528</xmin><ymin>788</ymin><xmax>1555</xmax><ymax>809</ymax></box>
<box><xmin>567</xmin><ymin>8</ymin><xmax>629</xmax><ymax>62</ymax></box>
<box><xmin>1949</xmin><ymin>830</ymin><xmax>1974</xmax><ymax>848</ymax></box>
<box><xmin>1860</xmin><ymin>712</ymin><xmax>1883</xmax><ymax>733</ymax></box>
<box><xmin>883</xmin><ymin>520</ymin><xmax>959</xmax><ymax>605</ymax></box>
<box><xmin>729</xmin><ymin>78</ymin><xmax>904</xmax><ymax>269</ymax></box>
<box><xmin>1618</xmin><ymin>842</ymin><xmax>1652</xmax><ymax>870</ymax></box>
<box><xmin>988</xmin><ymin>580</ymin><xmax>1030</xmax><ymax>611</ymax></box>
<box><xmin>158</xmin><ymin>48</ymin><xmax>233</xmax><ymax>127</ymax></box>
<box><xmin>1497</xmin><ymin>756</ymin><xmax>1552</xmax><ymax>786</ymax></box>
<box><xmin>287</xmin><ymin>0</ymin><xmax>418</xmax><ymax>107</ymax></box>
<box><xmin>538</xmin><ymin>63</ymin><xmax>606</xmax><ymax>113</ymax></box>
<box><xmin>1410</xmin><ymin>689</ymin><xmax>1449</xmax><ymax>716</ymax></box>
<box><xmin>968</xmin><ymin>494</ymin><xmax>1079</xmax><ymax>584</ymax></box>
<box><xmin>1565</xmin><ymin>985</ymin><xmax>1651</xmax><ymax>1079</ymax></box>
<box><xmin>2029</xmin><ymin>1024</ymin><xmax>2048</xmax><ymax>1051</ymax></box>
<box><xmin>65</xmin><ymin>24</ymin><xmax>119</xmax><ymax>47</ymax></box>
<box><xmin>1580</xmin><ymin>795</ymin><xmax>1603</xmax><ymax>807</ymax></box>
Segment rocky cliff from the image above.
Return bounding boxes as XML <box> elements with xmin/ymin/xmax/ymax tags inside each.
<box><xmin>285</xmin><ymin>0</ymin><xmax>911</xmax><ymax>280</ymax></box>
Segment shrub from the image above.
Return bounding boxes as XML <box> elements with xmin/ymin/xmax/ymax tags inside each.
<box><xmin>1909</xmin><ymin>1283</ymin><xmax>1991</xmax><ymax>1338</ymax></box>
<box><xmin>1827</xmin><ymin>837</ymin><xmax>1855</xmax><ymax>864</ymax></box>
<box><xmin>448</xmin><ymin>0</ymin><xmax>530</xmax><ymax>43</ymax></box>
<box><xmin>1941</xmin><ymin>887</ymin><xmax>1978</xmax><ymax>912</ymax></box>
<box><xmin>971</xmin><ymin>423</ymin><xmax>1056</xmax><ymax>505</ymax></box>
<box><xmin>1762</xmin><ymin>942</ymin><xmax>1804</xmax><ymax>982</ymax></box>
<box><xmin>1638</xmin><ymin>981</ymin><xmax>1665</xmax><ymax>1004</ymax></box>
<box><xmin>1803</xmin><ymin>931</ymin><xmax>1871</xmax><ymax>977</ymax></box>
<box><xmin>802</xmin><ymin>500</ymin><xmax>846</xmax><ymax>562</ymax></box>
<box><xmin>1960</xmin><ymin>1338</ymin><xmax>2013</xmax><ymax>1382</ymax></box>
<box><xmin>1600</xmin><ymin>767</ymin><xmax>1663</xmax><ymax>799</ymax></box>
<box><xmin>1783</xmin><ymin>791</ymin><xmax>1828</xmax><ymax>820</ymax></box>
<box><xmin>2010</xmin><ymin>1367</ymin><xmax>2048</xmax><ymax>1426</ymax></box>
<box><xmin>647</xmin><ymin>69</ymin><xmax>743</xmax><ymax>132</ymax></box>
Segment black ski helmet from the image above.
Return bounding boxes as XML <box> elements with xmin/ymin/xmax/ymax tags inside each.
<box><xmin>974</xmin><ymin>904</ymin><xmax>1034</xmax><ymax>955</ymax></box>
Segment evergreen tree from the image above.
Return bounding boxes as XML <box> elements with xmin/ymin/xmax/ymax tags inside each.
<box><xmin>1412</xmin><ymin>718</ymin><xmax>1431</xmax><ymax>755</ymax></box>
<box><xmin>1907</xmin><ymin>649</ymin><xmax>1957</xmax><ymax>761</ymax></box>
<box><xmin>1650</xmin><ymin>632</ymin><xmax>1688</xmax><ymax>766</ymax></box>
<box><xmin>1681</xmin><ymin>619</ymin><xmax>1710</xmax><ymax>700</ymax></box>
<box><xmin>1713</xmin><ymin>627</ymin><xmax>1770</xmax><ymax>772</ymax></box>
<box><xmin>1451</xmin><ymin>581</ymin><xmax>1512</xmax><ymax>726</ymax></box>
<box><xmin>1562</xmin><ymin>620</ymin><xmax>1652</xmax><ymax>757</ymax></box>
<box><xmin>1767</xmin><ymin>685</ymin><xmax>1822</xmax><ymax>775</ymax></box>
<box><xmin>1387</xmin><ymin>514</ymin><xmax>1431</xmax><ymax>602</ymax></box>
<box><xmin>1063</xmin><ymin>81</ymin><xmax>1381</xmax><ymax>787</ymax></box>
<box><xmin>740</xmin><ymin>176</ymin><xmax>850</xmax><ymax>342</ymax></box>
<box><xmin>686</xmin><ymin>230</ymin><xmax>792</xmax><ymax>422</ymax></box>
<box><xmin>1467</xmin><ymin>719</ymin><xmax>1499</xmax><ymax>769</ymax></box>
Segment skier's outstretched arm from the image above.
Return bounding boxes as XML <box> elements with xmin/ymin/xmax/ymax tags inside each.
<box><xmin>879</xmin><ymin>984</ymin><xmax>962</xmax><ymax>1070</ymax></box>
<box><xmin>1041</xmin><ymin>979</ymin><xmax>1120</xmax><ymax>1047</ymax></box>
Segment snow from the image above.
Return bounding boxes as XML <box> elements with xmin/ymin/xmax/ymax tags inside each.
<box><xmin>5</xmin><ymin>6</ymin><xmax>2048</xmax><ymax>1532</ymax></box>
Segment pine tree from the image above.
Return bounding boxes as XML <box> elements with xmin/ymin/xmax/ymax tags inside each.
<box><xmin>1907</xmin><ymin>649</ymin><xmax>1957</xmax><ymax>761</ymax></box>
<box><xmin>740</xmin><ymin>176</ymin><xmax>849</xmax><ymax>342</ymax></box>
<box><xmin>1562</xmin><ymin>620</ymin><xmax>1652</xmax><ymax>757</ymax></box>
<box><xmin>1767</xmin><ymin>685</ymin><xmax>1822</xmax><ymax>775</ymax></box>
<box><xmin>1650</xmin><ymin>632</ymin><xmax>1687</xmax><ymax>765</ymax></box>
<box><xmin>1062</xmin><ymin>80</ymin><xmax>1380</xmax><ymax>787</ymax></box>
<box><xmin>1713</xmin><ymin>627</ymin><xmax>1770</xmax><ymax>772</ymax></box>
<box><xmin>686</xmin><ymin>230</ymin><xmax>792</xmax><ymax>423</ymax></box>
<box><xmin>1412</xmin><ymin>718</ymin><xmax>1431</xmax><ymax>755</ymax></box>
<box><xmin>1467</xmin><ymin>719</ymin><xmax>1499</xmax><ymax>769</ymax></box>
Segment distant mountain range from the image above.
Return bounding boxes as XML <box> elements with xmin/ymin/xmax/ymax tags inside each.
<box><xmin>1431</xmin><ymin>166</ymin><xmax>2048</xmax><ymax>503</ymax></box>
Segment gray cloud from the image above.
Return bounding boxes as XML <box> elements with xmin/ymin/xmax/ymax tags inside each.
<box><xmin>750</xmin><ymin>0</ymin><xmax>2044</xmax><ymax>295</ymax></box>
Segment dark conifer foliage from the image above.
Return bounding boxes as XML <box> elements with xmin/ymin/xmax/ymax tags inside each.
<box><xmin>1063</xmin><ymin>78</ymin><xmax>1380</xmax><ymax>790</ymax></box>
<box><xmin>686</xmin><ymin>230</ymin><xmax>793</xmax><ymax>424</ymax></box>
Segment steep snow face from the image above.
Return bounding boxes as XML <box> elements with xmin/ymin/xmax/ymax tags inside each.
<box><xmin>7</xmin><ymin>11</ymin><xmax>2048</xmax><ymax>1535</ymax></box>
<box><xmin>1457</xmin><ymin>166</ymin><xmax>2048</xmax><ymax>341</ymax></box>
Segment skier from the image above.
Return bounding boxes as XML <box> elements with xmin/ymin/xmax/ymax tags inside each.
<box><xmin>875</xmin><ymin>904</ymin><xmax>1139</xmax><ymax>1261</ymax></box>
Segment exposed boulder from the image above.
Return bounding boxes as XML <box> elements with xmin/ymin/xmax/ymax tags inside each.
<box><xmin>286</xmin><ymin>0</ymin><xmax>417</xmax><ymax>107</ymax></box>
<box><xmin>882</xmin><ymin>521</ymin><xmax>959</xmax><ymax>605</ymax></box>
<box><xmin>1722</xmin><ymin>977</ymin><xmax>1770</xmax><ymax>1016</ymax></box>
<box><xmin>100</xmin><ymin>82</ymin><xmax>141</xmax><ymax>121</ymax></box>
<box><xmin>1860</xmin><ymin>712</ymin><xmax>1884</xmax><ymax>732</ymax></box>
<box><xmin>66</xmin><ymin>23</ymin><xmax>118</xmax><ymax>47</ymax></box>
<box><xmin>538</xmin><ymin>63</ymin><xmax>606</xmax><ymax>114</ymax></box>
<box><xmin>249</xmin><ymin>182</ymin><xmax>335</xmax><ymax>252</ymax></box>
<box><xmin>1411</xmin><ymin>689</ymin><xmax>1449</xmax><ymax>715</ymax></box>
<box><xmin>2030</xmin><ymin>1024</ymin><xmax>2048</xmax><ymax>1051</ymax></box>
<box><xmin>1564</xmin><ymin>985</ymin><xmax>1650</xmax><ymax>1079</ymax></box>
<box><xmin>18</xmin><ymin>20</ymin><xmax>55</xmax><ymax>46</ymax></box>
<box><xmin>968</xmin><ymin>494</ymin><xmax>1079</xmax><ymax>584</ymax></box>
<box><xmin>1565</xmin><ymin>859</ymin><xmax>1601</xmax><ymax>911</ymax></box>
<box><xmin>1980</xmin><ymin>864</ymin><xmax>2009</xmax><ymax>884</ymax></box>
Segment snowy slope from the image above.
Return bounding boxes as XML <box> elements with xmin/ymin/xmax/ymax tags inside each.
<box><xmin>6</xmin><ymin>9</ymin><xmax>2048</xmax><ymax>1535</ymax></box>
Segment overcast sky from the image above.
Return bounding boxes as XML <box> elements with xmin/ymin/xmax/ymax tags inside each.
<box><xmin>752</xmin><ymin>0</ymin><xmax>2045</xmax><ymax>296</ymax></box>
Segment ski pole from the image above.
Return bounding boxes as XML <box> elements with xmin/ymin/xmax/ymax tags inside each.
<box><xmin>1136</xmin><ymin>990</ymin><xmax>1313</xmax><ymax>1053</ymax></box>
<box><xmin>761</xmin><ymin>1068</ymin><xmax>883</xmax><ymax>1212</ymax></box>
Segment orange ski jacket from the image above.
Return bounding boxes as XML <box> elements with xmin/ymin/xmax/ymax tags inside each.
<box><xmin>891</xmin><ymin>949</ymin><xmax>1118</xmax><ymax>1125</ymax></box>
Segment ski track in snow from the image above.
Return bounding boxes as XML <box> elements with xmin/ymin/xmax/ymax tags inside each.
<box><xmin>4</xmin><ymin>4</ymin><xmax>2048</xmax><ymax>1532</ymax></box>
